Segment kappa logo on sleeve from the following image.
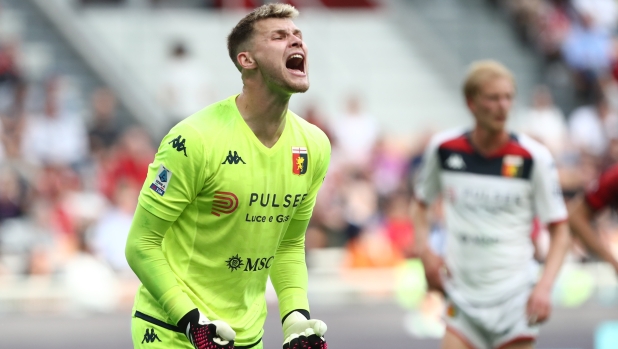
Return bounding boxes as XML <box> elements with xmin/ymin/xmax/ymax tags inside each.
<box><xmin>150</xmin><ymin>164</ymin><xmax>173</xmax><ymax>196</ymax></box>
<box><xmin>168</xmin><ymin>135</ymin><xmax>187</xmax><ymax>157</ymax></box>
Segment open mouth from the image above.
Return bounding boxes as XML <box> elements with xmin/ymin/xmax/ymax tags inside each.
<box><xmin>286</xmin><ymin>54</ymin><xmax>305</xmax><ymax>74</ymax></box>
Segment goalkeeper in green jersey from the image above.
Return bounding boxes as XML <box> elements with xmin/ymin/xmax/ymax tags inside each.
<box><xmin>125</xmin><ymin>4</ymin><xmax>331</xmax><ymax>349</ymax></box>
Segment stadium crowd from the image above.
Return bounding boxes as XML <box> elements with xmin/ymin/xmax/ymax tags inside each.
<box><xmin>0</xmin><ymin>0</ymin><xmax>617</xmax><ymax>312</ymax></box>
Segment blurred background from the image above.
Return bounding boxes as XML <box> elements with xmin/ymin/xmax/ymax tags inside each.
<box><xmin>0</xmin><ymin>0</ymin><xmax>617</xmax><ymax>348</ymax></box>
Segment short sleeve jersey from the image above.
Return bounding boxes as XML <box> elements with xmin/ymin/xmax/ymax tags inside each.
<box><xmin>415</xmin><ymin>130</ymin><xmax>567</xmax><ymax>305</ymax></box>
<box><xmin>134</xmin><ymin>95</ymin><xmax>331</xmax><ymax>346</ymax></box>
<box><xmin>585</xmin><ymin>164</ymin><xmax>618</xmax><ymax>212</ymax></box>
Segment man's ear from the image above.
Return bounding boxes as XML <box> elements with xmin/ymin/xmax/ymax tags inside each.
<box><xmin>237</xmin><ymin>52</ymin><xmax>257</xmax><ymax>70</ymax></box>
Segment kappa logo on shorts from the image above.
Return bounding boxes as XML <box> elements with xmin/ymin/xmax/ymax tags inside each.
<box><xmin>150</xmin><ymin>164</ymin><xmax>172</xmax><ymax>196</ymax></box>
<box><xmin>211</xmin><ymin>191</ymin><xmax>239</xmax><ymax>216</ymax></box>
<box><xmin>142</xmin><ymin>328</ymin><xmax>162</xmax><ymax>343</ymax></box>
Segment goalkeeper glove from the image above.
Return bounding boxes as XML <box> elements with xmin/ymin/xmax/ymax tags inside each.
<box><xmin>178</xmin><ymin>308</ymin><xmax>236</xmax><ymax>349</ymax></box>
<box><xmin>282</xmin><ymin>311</ymin><xmax>327</xmax><ymax>349</ymax></box>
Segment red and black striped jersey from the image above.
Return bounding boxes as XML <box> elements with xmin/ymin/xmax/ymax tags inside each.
<box><xmin>585</xmin><ymin>164</ymin><xmax>618</xmax><ymax>212</ymax></box>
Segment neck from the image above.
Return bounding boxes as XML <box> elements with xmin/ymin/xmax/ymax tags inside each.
<box><xmin>236</xmin><ymin>83</ymin><xmax>290</xmax><ymax>148</ymax></box>
<box><xmin>471</xmin><ymin>126</ymin><xmax>509</xmax><ymax>155</ymax></box>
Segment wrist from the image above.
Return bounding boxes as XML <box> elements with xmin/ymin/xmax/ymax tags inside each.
<box><xmin>534</xmin><ymin>280</ymin><xmax>553</xmax><ymax>293</ymax></box>
<box><xmin>177</xmin><ymin>308</ymin><xmax>200</xmax><ymax>331</ymax></box>
<box><xmin>282</xmin><ymin>309</ymin><xmax>310</xmax><ymax>325</ymax></box>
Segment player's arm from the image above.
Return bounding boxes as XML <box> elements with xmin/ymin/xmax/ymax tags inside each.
<box><xmin>270</xmin><ymin>218</ymin><xmax>310</xmax><ymax>321</ymax></box>
<box><xmin>270</xmin><ymin>132</ymin><xmax>330</xmax><ymax>349</ymax></box>
<box><xmin>529</xmin><ymin>219</ymin><xmax>570</xmax><ymax>324</ymax></box>
<box><xmin>125</xmin><ymin>124</ymin><xmax>235</xmax><ymax>349</ymax></box>
<box><xmin>568</xmin><ymin>195</ymin><xmax>618</xmax><ymax>272</ymax></box>
<box><xmin>568</xmin><ymin>173</ymin><xmax>618</xmax><ymax>272</ymax></box>
<box><xmin>411</xmin><ymin>135</ymin><xmax>444</xmax><ymax>292</ymax></box>
<box><xmin>125</xmin><ymin>206</ymin><xmax>195</xmax><ymax>320</ymax></box>
<box><xmin>411</xmin><ymin>200</ymin><xmax>445</xmax><ymax>293</ymax></box>
<box><xmin>270</xmin><ymin>218</ymin><xmax>327</xmax><ymax>349</ymax></box>
<box><xmin>528</xmin><ymin>147</ymin><xmax>571</xmax><ymax>324</ymax></box>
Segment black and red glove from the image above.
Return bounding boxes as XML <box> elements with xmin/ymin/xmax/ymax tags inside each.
<box><xmin>178</xmin><ymin>309</ymin><xmax>236</xmax><ymax>349</ymax></box>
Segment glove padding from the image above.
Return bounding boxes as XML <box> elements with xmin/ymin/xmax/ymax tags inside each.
<box><xmin>182</xmin><ymin>309</ymin><xmax>236</xmax><ymax>349</ymax></box>
<box><xmin>282</xmin><ymin>311</ymin><xmax>327</xmax><ymax>349</ymax></box>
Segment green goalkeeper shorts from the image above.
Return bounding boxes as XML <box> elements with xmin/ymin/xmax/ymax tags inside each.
<box><xmin>131</xmin><ymin>311</ymin><xmax>264</xmax><ymax>349</ymax></box>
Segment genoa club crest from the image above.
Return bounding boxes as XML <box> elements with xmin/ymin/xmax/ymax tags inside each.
<box><xmin>292</xmin><ymin>147</ymin><xmax>308</xmax><ymax>175</ymax></box>
<box><xmin>502</xmin><ymin>155</ymin><xmax>523</xmax><ymax>178</ymax></box>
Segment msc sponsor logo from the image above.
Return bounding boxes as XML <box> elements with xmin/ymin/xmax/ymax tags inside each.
<box><xmin>225</xmin><ymin>254</ymin><xmax>244</xmax><ymax>271</ymax></box>
<box><xmin>249</xmin><ymin>193</ymin><xmax>307</xmax><ymax>208</ymax></box>
<box><xmin>225</xmin><ymin>254</ymin><xmax>274</xmax><ymax>272</ymax></box>
<box><xmin>211</xmin><ymin>191</ymin><xmax>239</xmax><ymax>216</ymax></box>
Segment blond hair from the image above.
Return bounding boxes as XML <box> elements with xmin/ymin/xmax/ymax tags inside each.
<box><xmin>463</xmin><ymin>60</ymin><xmax>515</xmax><ymax>100</ymax></box>
<box><xmin>227</xmin><ymin>3</ymin><xmax>299</xmax><ymax>70</ymax></box>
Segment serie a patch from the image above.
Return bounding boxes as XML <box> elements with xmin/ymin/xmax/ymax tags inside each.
<box><xmin>150</xmin><ymin>164</ymin><xmax>172</xmax><ymax>196</ymax></box>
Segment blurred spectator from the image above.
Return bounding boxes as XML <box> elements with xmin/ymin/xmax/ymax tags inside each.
<box><xmin>381</xmin><ymin>193</ymin><xmax>414</xmax><ymax>257</ymax></box>
<box><xmin>79</xmin><ymin>0</ymin><xmax>125</xmax><ymax>5</ymax></box>
<box><xmin>371</xmin><ymin>136</ymin><xmax>410</xmax><ymax>197</ymax></box>
<box><xmin>89</xmin><ymin>181</ymin><xmax>138</xmax><ymax>274</ymax></box>
<box><xmin>521</xmin><ymin>85</ymin><xmax>568</xmax><ymax>157</ymax></box>
<box><xmin>31</xmin><ymin>165</ymin><xmax>82</xmax><ymax>252</ymax></box>
<box><xmin>0</xmin><ymin>200</ymin><xmax>57</xmax><ymax>275</ymax></box>
<box><xmin>536</xmin><ymin>0</ymin><xmax>572</xmax><ymax>60</ymax></box>
<box><xmin>61</xmin><ymin>231</ymin><xmax>120</xmax><ymax>313</ymax></box>
<box><xmin>561</xmin><ymin>12</ymin><xmax>612</xmax><ymax>99</ymax></box>
<box><xmin>88</xmin><ymin>87</ymin><xmax>121</xmax><ymax>157</ymax></box>
<box><xmin>20</xmin><ymin>77</ymin><xmax>89</xmax><ymax>167</ymax></box>
<box><xmin>0</xmin><ymin>166</ymin><xmax>28</xmax><ymax>222</ymax></box>
<box><xmin>0</xmin><ymin>39</ymin><xmax>21</xmax><ymax>91</ymax></box>
<box><xmin>568</xmin><ymin>92</ymin><xmax>618</xmax><ymax>157</ymax></box>
<box><xmin>572</xmin><ymin>0</ymin><xmax>618</xmax><ymax>35</ymax></box>
<box><xmin>98</xmin><ymin>126</ymin><xmax>154</xmax><ymax>200</ymax></box>
<box><xmin>303</xmin><ymin>104</ymin><xmax>334</xmax><ymax>142</ymax></box>
<box><xmin>159</xmin><ymin>41</ymin><xmax>213</xmax><ymax>125</ymax></box>
<box><xmin>341</xmin><ymin>170</ymin><xmax>378</xmax><ymax>243</ymax></box>
<box><xmin>331</xmin><ymin>94</ymin><xmax>380</xmax><ymax>169</ymax></box>
<box><xmin>505</xmin><ymin>0</ymin><xmax>544</xmax><ymax>44</ymax></box>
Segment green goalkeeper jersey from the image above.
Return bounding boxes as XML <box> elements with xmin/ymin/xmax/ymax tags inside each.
<box><xmin>132</xmin><ymin>95</ymin><xmax>331</xmax><ymax>345</ymax></box>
